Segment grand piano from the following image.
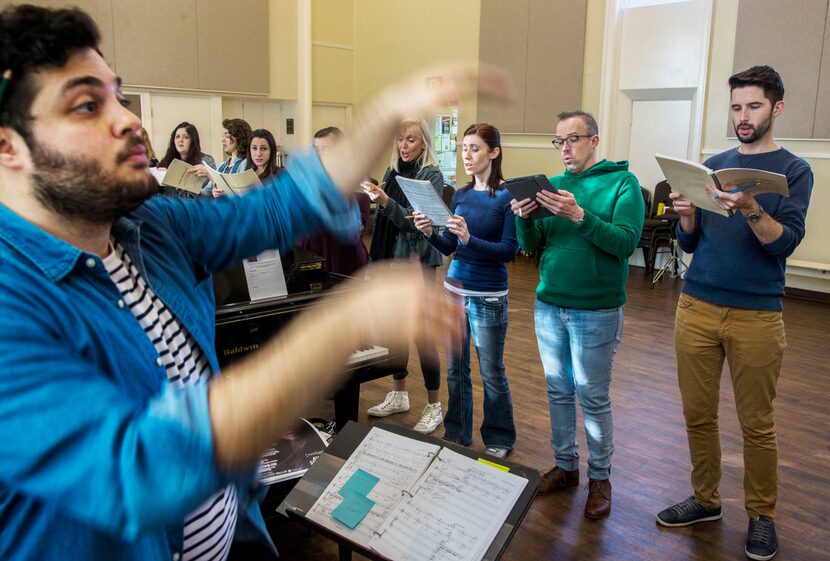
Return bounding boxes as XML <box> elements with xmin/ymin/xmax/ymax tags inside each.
<box><xmin>212</xmin><ymin>248</ymin><xmax>407</xmax><ymax>430</ymax></box>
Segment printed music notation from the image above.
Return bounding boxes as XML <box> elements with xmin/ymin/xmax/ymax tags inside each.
<box><xmin>305</xmin><ymin>428</ymin><xmax>440</xmax><ymax>544</ymax></box>
<box><xmin>370</xmin><ymin>447</ymin><xmax>526</xmax><ymax>561</ymax></box>
<box><xmin>305</xmin><ymin>427</ymin><xmax>527</xmax><ymax>561</ymax></box>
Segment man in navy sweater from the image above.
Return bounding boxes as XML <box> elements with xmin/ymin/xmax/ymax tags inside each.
<box><xmin>656</xmin><ymin>66</ymin><xmax>813</xmax><ymax>561</ymax></box>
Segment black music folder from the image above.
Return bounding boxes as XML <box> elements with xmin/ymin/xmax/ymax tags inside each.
<box><xmin>504</xmin><ymin>174</ymin><xmax>558</xmax><ymax>220</ymax></box>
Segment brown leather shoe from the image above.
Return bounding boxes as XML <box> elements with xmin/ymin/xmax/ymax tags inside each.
<box><xmin>538</xmin><ymin>466</ymin><xmax>579</xmax><ymax>495</ymax></box>
<box><xmin>584</xmin><ymin>478</ymin><xmax>612</xmax><ymax>519</ymax></box>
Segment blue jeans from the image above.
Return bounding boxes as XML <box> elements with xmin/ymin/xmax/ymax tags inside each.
<box><xmin>534</xmin><ymin>299</ymin><xmax>623</xmax><ymax>480</ymax></box>
<box><xmin>443</xmin><ymin>295</ymin><xmax>515</xmax><ymax>449</ymax></box>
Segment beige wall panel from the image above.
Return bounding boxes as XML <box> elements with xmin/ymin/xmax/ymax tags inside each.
<box><xmin>197</xmin><ymin>0</ymin><xmax>269</xmax><ymax>93</ymax></box>
<box><xmin>17</xmin><ymin>0</ymin><xmax>115</xmax><ymax>67</ymax></box>
<box><xmin>270</xmin><ymin>0</ymin><xmax>297</xmax><ymax>100</ymax></box>
<box><xmin>813</xmin><ymin>20</ymin><xmax>830</xmax><ymax>138</ymax></box>
<box><xmin>524</xmin><ymin>0</ymin><xmax>585</xmax><ymax>133</ymax></box>
<box><xmin>478</xmin><ymin>0</ymin><xmax>529</xmax><ymax>133</ymax></box>
<box><xmin>732</xmin><ymin>0</ymin><xmax>826</xmax><ymax>138</ymax></box>
<box><xmin>312</xmin><ymin>0</ymin><xmax>353</xmax><ymax>45</ymax></box>
<box><xmin>112</xmin><ymin>0</ymin><xmax>198</xmax><ymax>89</ymax></box>
<box><xmin>312</xmin><ymin>46</ymin><xmax>353</xmax><ymax>104</ymax></box>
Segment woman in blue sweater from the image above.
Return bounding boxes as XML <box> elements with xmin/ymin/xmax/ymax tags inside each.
<box><xmin>413</xmin><ymin>123</ymin><xmax>518</xmax><ymax>457</ymax></box>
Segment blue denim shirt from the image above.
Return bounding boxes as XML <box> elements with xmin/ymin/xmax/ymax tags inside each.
<box><xmin>0</xmin><ymin>151</ymin><xmax>357</xmax><ymax>560</ymax></box>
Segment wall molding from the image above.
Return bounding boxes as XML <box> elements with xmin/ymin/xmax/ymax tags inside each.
<box><xmin>311</xmin><ymin>41</ymin><xmax>354</xmax><ymax>51</ymax></box>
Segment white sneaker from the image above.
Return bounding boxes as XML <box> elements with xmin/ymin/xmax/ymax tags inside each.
<box><xmin>413</xmin><ymin>402</ymin><xmax>443</xmax><ymax>434</ymax></box>
<box><xmin>486</xmin><ymin>447</ymin><xmax>509</xmax><ymax>459</ymax></box>
<box><xmin>367</xmin><ymin>391</ymin><xmax>410</xmax><ymax>417</ymax></box>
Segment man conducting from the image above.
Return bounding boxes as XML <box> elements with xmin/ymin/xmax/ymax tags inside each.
<box><xmin>656</xmin><ymin>66</ymin><xmax>813</xmax><ymax>561</ymax></box>
<box><xmin>0</xmin><ymin>5</ymin><xmax>507</xmax><ymax>560</ymax></box>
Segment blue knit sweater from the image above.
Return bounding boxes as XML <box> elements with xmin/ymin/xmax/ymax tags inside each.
<box><xmin>427</xmin><ymin>186</ymin><xmax>517</xmax><ymax>293</ymax></box>
<box><xmin>678</xmin><ymin>147</ymin><xmax>813</xmax><ymax>311</ymax></box>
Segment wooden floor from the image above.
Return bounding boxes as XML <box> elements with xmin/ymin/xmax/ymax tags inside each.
<box><xmin>270</xmin><ymin>256</ymin><xmax>830</xmax><ymax>561</ymax></box>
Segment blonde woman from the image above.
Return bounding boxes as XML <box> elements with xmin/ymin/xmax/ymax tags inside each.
<box><xmin>362</xmin><ymin>118</ymin><xmax>445</xmax><ymax>434</ymax></box>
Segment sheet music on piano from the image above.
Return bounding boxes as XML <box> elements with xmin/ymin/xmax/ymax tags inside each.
<box><xmin>304</xmin><ymin>426</ymin><xmax>527</xmax><ymax>561</ymax></box>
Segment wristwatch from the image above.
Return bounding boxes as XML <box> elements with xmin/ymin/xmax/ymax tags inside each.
<box><xmin>744</xmin><ymin>205</ymin><xmax>766</xmax><ymax>224</ymax></box>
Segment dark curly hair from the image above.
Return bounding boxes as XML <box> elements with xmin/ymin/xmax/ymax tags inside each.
<box><xmin>0</xmin><ymin>5</ymin><xmax>101</xmax><ymax>142</ymax></box>
<box><xmin>159</xmin><ymin>121</ymin><xmax>205</xmax><ymax>167</ymax></box>
<box><xmin>222</xmin><ymin>118</ymin><xmax>251</xmax><ymax>159</ymax></box>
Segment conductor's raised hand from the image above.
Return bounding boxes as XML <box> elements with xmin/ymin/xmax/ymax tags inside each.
<box><xmin>413</xmin><ymin>212</ymin><xmax>434</xmax><ymax>237</ymax></box>
<box><xmin>510</xmin><ymin>197</ymin><xmax>538</xmax><ymax>219</ymax></box>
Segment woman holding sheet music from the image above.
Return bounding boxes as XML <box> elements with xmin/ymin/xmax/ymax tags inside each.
<box><xmin>193</xmin><ymin>118</ymin><xmax>251</xmax><ymax>197</ymax></box>
<box><xmin>362</xmin><ymin>117</ymin><xmax>445</xmax><ymax>435</ymax></box>
<box><xmin>413</xmin><ymin>122</ymin><xmax>518</xmax><ymax>458</ymax></box>
<box><xmin>157</xmin><ymin>122</ymin><xmax>215</xmax><ymax>198</ymax></box>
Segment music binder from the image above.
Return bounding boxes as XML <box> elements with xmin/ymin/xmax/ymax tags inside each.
<box><xmin>503</xmin><ymin>174</ymin><xmax>559</xmax><ymax>220</ymax></box>
<box><xmin>303</xmin><ymin>426</ymin><xmax>527</xmax><ymax>561</ymax></box>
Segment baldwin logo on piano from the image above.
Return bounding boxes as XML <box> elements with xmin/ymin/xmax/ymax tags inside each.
<box><xmin>223</xmin><ymin>343</ymin><xmax>260</xmax><ymax>357</ymax></box>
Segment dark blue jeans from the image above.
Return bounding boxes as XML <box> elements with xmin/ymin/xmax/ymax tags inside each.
<box><xmin>443</xmin><ymin>295</ymin><xmax>515</xmax><ymax>449</ymax></box>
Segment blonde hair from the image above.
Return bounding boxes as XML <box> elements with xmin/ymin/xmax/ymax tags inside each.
<box><xmin>389</xmin><ymin>117</ymin><xmax>438</xmax><ymax>172</ymax></box>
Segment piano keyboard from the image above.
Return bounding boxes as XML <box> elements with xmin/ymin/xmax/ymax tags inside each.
<box><xmin>347</xmin><ymin>345</ymin><xmax>389</xmax><ymax>366</ymax></box>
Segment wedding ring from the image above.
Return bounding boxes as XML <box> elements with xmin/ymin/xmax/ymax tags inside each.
<box><xmin>518</xmin><ymin>208</ymin><xmax>523</xmax><ymax>217</ymax></box>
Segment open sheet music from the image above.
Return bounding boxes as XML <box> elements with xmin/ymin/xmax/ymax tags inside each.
<box><xmin>655</xmin><ymin>153</ymin><xmax>788</xmax><ymax>217</ymax></box>
<box><xmin>159</xmin><ymin>159</ymin><xmax>205</xmax><ymax>194</ymax></box>
<box><xmin>305</xmin><ymin>427</ymin><xmax>527</xmax><ymax>561</ymax></box>
<box><xmin>204</xmin><ymin>162</ymin><xmax>262</xmax><ymax>195</ymax></box>
<box><xmin>394</xmin><ymin>176</ymin><xmax>453</xmax><ymax>227</ymax></box>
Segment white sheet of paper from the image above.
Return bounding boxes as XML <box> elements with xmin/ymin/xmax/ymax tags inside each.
<box><xmin>369</xmin><ymin>447</ymin><xmax>527</xmax><ymax>561</ymax></box>
<box><xmin>394</xmin><ymin>176</ymin><xmax>452</xmax><ymax>227</ymax></box>
<box><xmin>242</xmin><ymin>249</ymin><xmax>287</xmax><ymax>301</ymax></box>
<box><xmin>306</xmin><ymin>427</ymin><xmax>440</xmax><ymax>545</ymax></box>
<box><xmin>149</xmin><ymin>167</ymin><xmax>166</xmax><ymax>185</ymax></box>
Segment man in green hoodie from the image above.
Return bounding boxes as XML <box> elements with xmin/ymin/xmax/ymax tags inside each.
<box><xmin>510</xmin><ymin>110</ymin><xmax>643</xmax><ymax>519</ymax></box>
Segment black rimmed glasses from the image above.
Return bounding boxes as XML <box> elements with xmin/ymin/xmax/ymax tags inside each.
<box><xmin>551</xmin><ymin>134</ymin><xmax>593</xmax><ymax>149</ymax></box>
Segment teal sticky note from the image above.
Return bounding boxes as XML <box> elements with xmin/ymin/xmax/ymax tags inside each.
<box><xmin>339</xmin><ymin>468</ymin><xmax>380</xmax><ymax>498</ymax></box>
<box><xmin>332</xmin><ymin>493</ymin><xmax>375</xmax><ymax>529</ymax></box>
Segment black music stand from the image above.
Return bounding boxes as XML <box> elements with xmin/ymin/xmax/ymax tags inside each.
<box><xmin>275</xmin><ymin>421</ymin><xmax>541</xmax><ymax>561</ymax></box>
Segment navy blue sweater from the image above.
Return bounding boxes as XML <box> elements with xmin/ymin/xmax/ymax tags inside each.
<box><xmin>678</xmin><ymin>147</ymin><xmax>813</xmax><ymax>311</ymax></box>
<box><xmin>427</xmin><ymin>186</ymin><xmax>517</xmax><ymax>293</ymax></box>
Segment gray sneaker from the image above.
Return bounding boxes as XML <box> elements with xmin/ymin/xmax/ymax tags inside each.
<box><xmin>367</xmin><ymin>391</ymin><xmax>410</xmax><ymax>417</ymax></box>
<box><xmin>745</xmin><ymin>516</ymin><xmax>777</xmax><ymax>560</ymax></box>
<box><xmin>656</xmin><ymin>496</ymin><xmax>723</xmax><ymax>527</ymax></box>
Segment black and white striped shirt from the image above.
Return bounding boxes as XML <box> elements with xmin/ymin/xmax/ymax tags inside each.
<box><xmin>104</xmin><ymin>240</ymin><xmax>237</xmax><ymax>561</ymax></box>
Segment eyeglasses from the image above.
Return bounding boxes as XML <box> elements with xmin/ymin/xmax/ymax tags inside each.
<box><xmin>551</xmin><ymin>134</ymin><xmax>593</xmax><ymax>149</ymax></box>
